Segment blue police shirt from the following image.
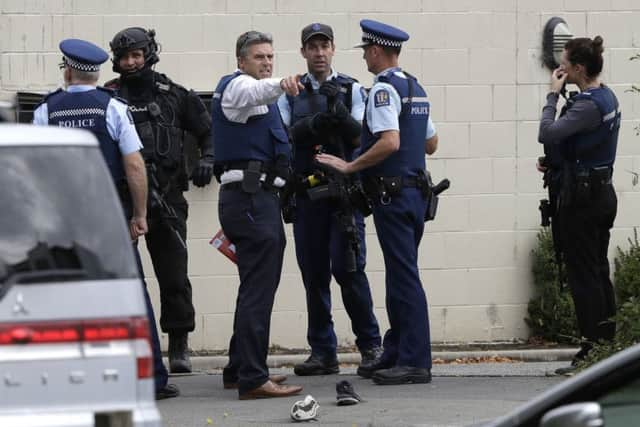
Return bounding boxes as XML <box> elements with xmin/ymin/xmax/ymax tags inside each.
<box><xmin>366</xmin><ymin>69</ymin><xmax>436</xmax><ymax>139</ymax></box>
<box><xmin>33</xmin><ymin>85</ymin><xmax>142</xmax><ymax>155</ymax></box>
<box><xmin>277</xmin><ymin>69</ymin><xmax>366</xmax><ymax>126</ymax></box>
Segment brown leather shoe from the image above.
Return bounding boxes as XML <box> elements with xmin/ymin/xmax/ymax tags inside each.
<box><xmin>238</xmin><ymin>380</ymin><xmax>302</xmax><ymax>400</ymax></box>
<box><xmin>223</xmin><ymin>374</ymin><xmax>287</xmax><ymax>390</ymax></box>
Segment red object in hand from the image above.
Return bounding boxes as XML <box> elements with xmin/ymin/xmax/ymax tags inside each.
<box><xmin>210</xmin><ymin>229</ymin><xmax>237</xmax><ymax>264</ymax></box>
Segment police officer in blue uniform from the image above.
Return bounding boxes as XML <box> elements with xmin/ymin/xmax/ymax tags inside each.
<box><xmin>538</xmin><ymin>36</ymin><xmax>619</xmax><ymax>374</ymax></box>
<box><xmin>211</xmin><ymin>31</ymin><xmax>304</xmax><ymax>399</ymax></box>
<box><xmin>317</xmin><ymin>20</ymin><xmax>438</xmax><ymax>385</ymax></box>
<box><xmin>33</xmin><ymin>39</ymin><xmax>179</xmax><ymax>399</ymax></box>
<box><xmin>276</xmin><ymin>23</ymin><xmax>382</xmax><ymax>377</ymax></box>
<box><xmin>105</xmin><ymin>28</ymin><xmax>215</xmax><ymax>374</ymax></box>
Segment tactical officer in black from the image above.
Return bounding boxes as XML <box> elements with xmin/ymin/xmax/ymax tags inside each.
<box><xmin>106</xmin><ymin>27</ymin><xmax>215</xmax><ymax>373</ymax></box>
<box><xmin>538</xmin><ymin>36</ymin><xmax>620</xmax><ymax>374</ymax></box>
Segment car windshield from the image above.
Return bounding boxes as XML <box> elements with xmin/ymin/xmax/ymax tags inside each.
<box><xmin>0</xmin><ymin>145</ymin><xmax>138</xmax><ymax>290</ymax></box>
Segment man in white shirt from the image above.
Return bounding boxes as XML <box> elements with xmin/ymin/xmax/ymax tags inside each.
<box><xmin>210</xmin><ymin>30</ymin><xmax>304</xmax><ymax>400</ymax></box>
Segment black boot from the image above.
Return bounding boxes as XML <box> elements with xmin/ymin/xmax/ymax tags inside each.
<box><xmin>293</xmin><ymin>354</ymin><xmax>339</xmax><ymax>376</ymax></box>
<box><xmin>156</xmin><ymin>383</ymin><xmax>180</xmax><ymax>400</ymax></box>
<box><xmin>372</xmin><ymin>366</ymin><xmax>432</xmax><ymax>385</ymax></box>
<box><xmin>357</xmin><ymin>346</ymin><xmax>385</xmax><ymax>378</ymax></box>
<box><xmin>168</xmin><ymin>332</ymin><xmax>192</xmax><ymax>373</ymax></box>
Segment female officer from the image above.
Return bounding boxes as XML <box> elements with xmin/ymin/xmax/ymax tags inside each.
<box><xmin>538</xmin><ymin>36</ymin><xmax>620</xmax><ymax>374</ymax></box>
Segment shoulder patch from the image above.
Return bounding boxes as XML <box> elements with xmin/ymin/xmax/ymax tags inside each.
<box><xmin>374</xmin><ymin>89</ymin><xmax>390</xmax><ymax>108</ymax></box>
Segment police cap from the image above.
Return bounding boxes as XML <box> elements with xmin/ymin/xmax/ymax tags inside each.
<box><xmin>59</xmin><ymin>39</ymin><xmax>109</xmax><ymax>72</ymax></box>
<box><xmin>354</xmin><ymin>19</ymin><xmax>409</xmax><ymax>49</ymax></box>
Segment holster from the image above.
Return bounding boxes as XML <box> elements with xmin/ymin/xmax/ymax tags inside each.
<box><xmin>539</xmin><ymin>199</ymin><xmax>552</xmax><ymax>227</ymax></box>
<box><xmin>241</xmin><ymin>160</ymin><xmax>262</xmax><ymax>194</ymax></box>
<box><xmin>423</xmin><ymin>171</ymin><xmax>437</xmax><ymax>222</ymax></box>
<box><xmin>560</xmin><ymin>166</ymin><xmax>612</xmax><ymax>208</ymax></box>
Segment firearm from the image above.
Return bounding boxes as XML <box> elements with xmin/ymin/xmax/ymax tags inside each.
<box><xmin>146</xmin><ymin>162</ymin><xmax>187</xmax><ymax>250</ymax></box>
<box><xmin>423</xmin><ymin>172</ymin><xmax>450</xmax><ymax>222</ymax></box>
<box><xmin>538</xmin><ymin>156</ymin><xmax>553</xmax><ymax>227</ymax></box>
<box><xmin>289</xmin><ymin>89</ymin><xmax>368</xmax><ymax>273</ymax></box>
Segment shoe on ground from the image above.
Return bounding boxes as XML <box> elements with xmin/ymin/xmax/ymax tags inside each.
<box><xmin>336</xmin><ymin>380</ymin><xmax>362</xmax><ymax>406</ymax></box>
<box><xmin>155</xmin><ymin>383</ymin><xmax>180</xmax><ymax>400</ymax></box>
<box><xmin>291</xmin><ymin>395</ymin><xmax>320</xmax><ymax>421</ymax></box>
<box><xmin>223</xmin><ymin>374</ymin><xmax>288</xmax><ymax>389</ymax></box>
<box><xmin>554</xmin><ymin>347</ymin><xmax>589</xmax><ymax>376</ymax></box>
<box><xmin>357</xmin><ymin>346</ymin><xmax>384</xmax><ymax>378</ymax></box>
<box><xmin>294</xmin><ymin>354</ymin><xmax>339</xmax><ymax>376</ymax></box>
<box><xmin>168</xmin><ymin>332</ymin><xmax>192</xmax><ymax>374</ymax></box>
<box><xmin>239</xmin><ymin>380</ymin><xmax>303</xmax><ymax>400</ymax></box>
<box><xmin>554</xmin><ymin>364</ymin><xmax>578</xmax><ymax>375</ymax></box>
<box><xmin>372</xmin><ymin>366</ymin><xmax>432</xmax><ymax>385</ymax></box>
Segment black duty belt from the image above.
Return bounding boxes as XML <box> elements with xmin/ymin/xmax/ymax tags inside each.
<box><xmin>402</xmin><ymin>176</ymin><xmax>421</xmax><ymax>187</ymax></box>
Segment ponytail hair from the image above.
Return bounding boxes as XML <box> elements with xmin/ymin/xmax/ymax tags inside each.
<box><xmin>565</xmin><ymin>35</ymin><xmax>604</xmax><ymax>78</ymax></box>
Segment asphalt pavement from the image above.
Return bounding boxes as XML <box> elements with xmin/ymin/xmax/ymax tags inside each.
<box><xmin>157</xmin><ymin>352</ymin><xmax>573</xmax><ymax>427</ymax></box>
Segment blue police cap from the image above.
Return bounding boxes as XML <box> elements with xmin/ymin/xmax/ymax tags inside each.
<box><xmin>355</xmin><ymin>19</ymin><xmax>409</xmax><ymax>48</ymax></box>
<box><xmin>59</xmin><ymin>39</ymin><xmax>109</xmax><ymax>72</ymax></box>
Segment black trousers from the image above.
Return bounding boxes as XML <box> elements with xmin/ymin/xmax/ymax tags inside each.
<box><xmin>559</xmin><ymin>183</ymin><xmax>617</xmax><ymax>345</ymax></box>
<box><xmin>145</xmin><ymin>191</ymin><xmax>195</xmax><ymax>333</ymax></box>
<box><xmin>219</xmin><ymin>186</ymin><xmax>286</xmax><ymax>395</ymax></box>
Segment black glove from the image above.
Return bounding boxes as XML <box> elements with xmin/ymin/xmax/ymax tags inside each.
<box><xmin>332</xmin><ymin>100</ymin><xmax>350</xmax><ymax>121</ymax></box>
<box><xmin>191</xmin><ymin>156</ymin><xmax>214</xmax><ymax>187</ymax></box>
<box><xmin>275</xmin><ymin>153</ymin><xmax>291</xmax><ymax>181</ymax></box>
<box><xmin>319</xmin><ymin>80</ymin><xmax>341</xmax><ymax>99</ymax></box>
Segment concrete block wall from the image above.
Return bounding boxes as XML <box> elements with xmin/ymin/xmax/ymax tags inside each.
<box><xmin>2</xmin><ymin>0</ymin><xmax>640</xmax><ymax>351</ymax></box>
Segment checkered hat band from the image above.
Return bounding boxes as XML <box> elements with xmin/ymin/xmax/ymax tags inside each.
<box><xmin>362</xmin><ymin>32</ymin><xmax>402</xmax><ymax>47</ymax></box>
<box><xmin>64</xmin><ymin>56</ymin><xmax>101</xmax><ymax>72</ymax></box>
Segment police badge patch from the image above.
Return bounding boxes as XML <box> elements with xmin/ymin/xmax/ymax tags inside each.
<box><xmin>374</xmin><ymin>89</ymin><xmax>390</xmax><ymax>107</ymax></box>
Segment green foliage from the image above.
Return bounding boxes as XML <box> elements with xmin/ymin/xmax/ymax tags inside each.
<box><xmin>613</xmin><ymin>229</ymin><xmax>640</xmax><ymax>302</ymax></box>
<box><xmin>525</xmin><ymin>228</ymin><xmax>578</xmax><ymax>343</ymax></box>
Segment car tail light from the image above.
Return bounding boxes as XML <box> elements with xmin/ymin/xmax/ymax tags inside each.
<box><xmin>0</xmin><ymin>317</ymin><xmax>153</xmax><ymax>379</ymax></box>
<box><xmin>131</xmin><ymin>317</ymin><xmax>153</xmax><ymax>379</ymax></box>
<box><xmin>136</xmin><ymin>354</ymin><xmax>153</xmax><ymax>379</ymax></box>
<box><xmin>0</xmin><ymin>317</ymin><xmax>150</xmax><ymax>344</ymax></box>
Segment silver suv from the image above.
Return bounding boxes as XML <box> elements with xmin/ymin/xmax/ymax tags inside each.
<box><xmin>0</xmin><ymin>124</ymin><xmax>161</xmax><ymax>427</ymax></box>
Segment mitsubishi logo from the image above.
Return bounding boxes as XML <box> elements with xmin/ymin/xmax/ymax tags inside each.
<box><xmin>12</xmin><ymin>293</ymin><xmax>28</xmax><ymax>316</ymax></box>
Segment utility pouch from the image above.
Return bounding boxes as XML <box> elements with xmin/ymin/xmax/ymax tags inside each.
<box><xmin>136</xmin><ymin>121</ymin><xmax>155</xmax><ymax>153</ymax></box>
<box><xmin>380</xmin><ymin>176</ymin><xmax>403</xmax><ymax>197</ymax></box>
<box><xmin>242</xmin><ymin>160</ymin><xmax>262</xmax><ymax>194</ymax></box>
<box><xmin>363</xmin><ymin>176</ymin><xmax>397</xmax><ymax>205</ymax></box>
<box><xmin>307</xmin><ymin>181</ymin><xmax>341</xmax><ymax>201</ymax></box>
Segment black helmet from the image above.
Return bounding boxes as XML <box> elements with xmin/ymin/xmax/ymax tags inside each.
<box><xmin>110</xmin><ymin>27</ymin><xmax>159</xmax><ymax>72</ymax></box>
